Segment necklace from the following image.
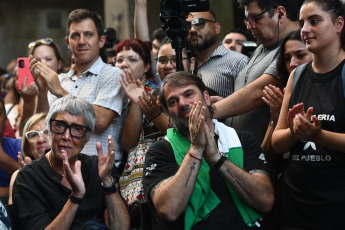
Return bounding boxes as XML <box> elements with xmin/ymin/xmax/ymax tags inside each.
<box><xmin>47</xmin><ymin>152</ymin><xmax>65</xmax><ymax>177</ymax></box>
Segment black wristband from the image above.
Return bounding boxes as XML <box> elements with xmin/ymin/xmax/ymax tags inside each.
<box><xmin>149</xmin><ymin>111</ymin><xmax>162</xmax><ymax>122</ymax></box>
<box><xmin>101</xmin><ymin>178</ymin><xmax>117</xmax><ymax>194</ymax></box>
<box><xmin>213</xmin><ymin>155</ymin><xmax>228</xmax><ymax>169</ymax></box>
<box><xmin>69</xmin><ymin>193</ymin><xmax>83</xmax><ymax>204</ymax></box>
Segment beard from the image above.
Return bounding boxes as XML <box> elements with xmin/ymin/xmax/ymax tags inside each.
<box><xmin>170</xmin><ymin>99</ymin><xmax>211</xmax><ymax>134</ymax></box>
<box><xmin>192</xmin><ymin>33</ymin><xmax>218</xmax><ymax>51</ymax></box>
<box><xmin>170</xmin><ymin>115</ymin><xmax>190</xmax><ymax>134</ymax></box>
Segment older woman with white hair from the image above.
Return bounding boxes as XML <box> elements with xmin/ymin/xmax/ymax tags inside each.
<box><xmin>12</xmin><ymin>94</ymin><xmax>129</xmax><ymax>230</ymax></box>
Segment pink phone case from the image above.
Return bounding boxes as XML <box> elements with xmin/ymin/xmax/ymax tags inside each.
<box><xmin>17</xmin><ymin>57</ymin><xmax>34</xmax><ymax>90</ymax></box>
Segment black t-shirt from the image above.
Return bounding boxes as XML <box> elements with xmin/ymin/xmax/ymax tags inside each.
<box><xmin>143</xmin><ymin>130</ymin><xmax>270</xmax><ymax>230</ymax></box>
<box><xmin>278</xmin><ymin>60</ymin><xmax>345</xmax><ymax>229</ymax></box>
<box><xmin>12</xmin><ymin>153</ymin><xmax>116</xmax><ymax>230</ymax></box>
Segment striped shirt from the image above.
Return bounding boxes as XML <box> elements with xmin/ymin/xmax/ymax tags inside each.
<box><xmin>198</xmin><ymin>44</ymin><xmax>249</xmax><ymax>98</ymax></box>
<box><xmin>48</xmin><ymin>57</ymin><xmax>129</xmax><ymax>161</ymax></box>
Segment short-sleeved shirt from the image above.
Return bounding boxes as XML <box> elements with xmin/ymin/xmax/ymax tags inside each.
<box><xmin>0</xmin><ymin>137</ymin><xmax>21</xmax><ymax>187</ymax></box>
<box><xmin>143</xmin><ymin>130</ymin><xmax>269</xmax><ymax>230</ymax></box>
<box><xmin>230</xmin><ymin>44</ymin><xmax>280</xmax><ymax>143</ymax></box>
<box><xmin>198</xmin><ymin>44</ymin><xmax>248</xmax><ymax>98</ymax></box>
<box><xmin>12</xmin><ymin>153</ymin><xmax>113</xmax><ymax>230</ymax></box>
<box><xmin>48</xmin><ymin>57</ymin><xmax>129</xmax><ymax>161</ymax></box>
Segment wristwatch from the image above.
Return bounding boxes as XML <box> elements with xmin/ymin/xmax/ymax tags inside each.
<box><xmin>213</xmin><ymin>152</ymin><xmax>228</xmax><ymax>169</ymax></box>
<box><xmin>101</xmin><ymin>177</ymin><xmax>117</xmax><ymax>194</ymax></box>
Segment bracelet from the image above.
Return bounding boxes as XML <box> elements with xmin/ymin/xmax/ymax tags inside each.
<box><xmin>104</xmin><ymin>192</ymin><xmax>116</xmax><ymax>196</ymax></box>
<box><xmin>149</xmin><ymin>111</ymin><xmax>162</xmax><ymax>122</ymax></box>
<box><xmin>69</xmin><ymin>193</ymin><xmax>83</xmax><ymax>204</ymax></box>
<box><xmin>213</xmin><ymin>153</ymin><xmax>228</xmax><ymax>169</ymax></box>
<box><xmin>188</xmin><ymin>150</ymin><xmax>202</xmax><ymax>163</ymax></box>
<box><xmin>101</xmin><ymin>178</ymin><xmax>117</xmax><ymax>194</ymax></box>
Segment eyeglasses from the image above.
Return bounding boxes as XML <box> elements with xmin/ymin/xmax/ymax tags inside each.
<box><xmin>189</xmin><ymin>18</ymin><xmax>216</xmax><ymax>30</ymax></box>
<box><xmin>50</xmin><ymin>119</ymin><xmax>90</xmax><ymax>138</ymax></box>
<box><xmin>113</xmin><ymin>56</ymin><xmax>141</xmax><ymax>65</ymax></box>
<box><xmin>243</xmin><ymin>9</ymin><xmax>270</xmax><ymax>27</ymax></box>
<box><xmin>25</xmin><ymin>129</ymin><xmax>49</xmax><ymax>142</ymax></box>
<box><xmin>156</xmin><ymin>56</ymin><xmax>187</xmax><ymax>67</ymax></box>
<box><xmin>28</xmin><ymin>38</ymin><xmax>53</xmax><ymax>49</ymax></box>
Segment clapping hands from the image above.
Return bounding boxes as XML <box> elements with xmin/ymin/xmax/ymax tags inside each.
<box><xmin>288</xmin><ymin>102</ymin><xmax>321</xmax><ymax>141</ymax></box>
<box><xmin>262</xmin><ymin>84</ymin><xmax>284</xmax><ymax>123</ymax></box>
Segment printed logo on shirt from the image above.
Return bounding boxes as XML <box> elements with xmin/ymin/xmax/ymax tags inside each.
<box><xmin>145</xmin><ymin>163</ymin><xmax>157</xmax><ymax>176</ymax></box>
<box><xmin>291</xmin><ymin>141</ymin><xmax>332</xmax><ymax>162</ymax></box>
<box><xmin>315</xmin><ymin>114</ymin><xmax>335</xmax><ymax>122</ymax></box>
<box><xmin>291</xmin><ymin>154</ymin><xmax>332</xmax><ymax>162</ymax></box>
<box><xmin>303</xmin><ymin>142</ymin><xmax>316</xmax><ymax>151</ymax></box>
<box><xmin>258</xmin><ymin>153</ymin><xmax>267</xmax><ymax>163</ymax></box>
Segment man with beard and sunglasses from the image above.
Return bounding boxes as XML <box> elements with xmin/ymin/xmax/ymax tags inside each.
<box><xmin>143</xmin><ymin>72</ymin><xmax>274</xmax><ymax>229</ymax></box>
<box><xmin>186</xmin><ymin>11</ymin><xmax>249</xmax><ymax>98</ymax></box>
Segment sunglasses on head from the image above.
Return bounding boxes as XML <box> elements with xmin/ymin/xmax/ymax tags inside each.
<box><xmin>28</xmin><ymin>38</ymin><xmax>54</xmax><ymax>49</ymax></box>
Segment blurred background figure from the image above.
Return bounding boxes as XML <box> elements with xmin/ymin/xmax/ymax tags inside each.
<box><xmin>28</xmin><ymin>38</ymin><xmax>65</xmax><ymax>74</ymax></box>
<box><xmin>8</xmin><ymin>113</ymin><xmax>51</xmax><ymax>205</ymax></box>
<box><xmin>1</xmin><ymin>74</ymin><xmax>20</xmax><ymax>135</ymax></box>
<box><xmin>151</xmin><ymin>28</ymin><xmax>167</xmax><ymax>58</ymax></box>
<box><xmin>0</xmin><ymin>99</ymin><xmax>20</xmax><ymax>205</ymax></box>
<box><xmin>222</xmin><ymin>28</ymin><xmax>249</xmax><ymax>53</ymax></box>
<box><xmin>102</xmin><ymin>27</ymin><xmax>120</xmax><ymax>64</ymax></box>
<box><xmin>276</xmin><ymin>29</ymin><xmax>313</xmax><ymax>88</ymax></box>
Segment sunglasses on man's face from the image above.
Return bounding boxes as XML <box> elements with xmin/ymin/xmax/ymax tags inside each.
<box><xmin>189</xmin><ymin>18</ymin><xmax>216</xmax><ymax>30</ymax></box>
<box><xmin>28</xmin><ymin>38</ymin><xmax>53</xmax><ymax>49</ymax></box>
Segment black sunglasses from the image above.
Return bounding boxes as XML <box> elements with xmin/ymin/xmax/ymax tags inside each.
<box><xmin>189</xmin><ymin>18</ymin><xmax>216</xmax><ymax>30</ymax></box>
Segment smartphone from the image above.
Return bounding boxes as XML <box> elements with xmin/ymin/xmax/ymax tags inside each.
<box><xmin>17</xmin><ymin>57</ymin><xmax>34</xmax><ymax>90</ymax></box>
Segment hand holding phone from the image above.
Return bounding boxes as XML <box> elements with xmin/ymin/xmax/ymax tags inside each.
<box><xmin>17</xmin><ymin>58</ymin><xmax>34</xmax><ymax>90</ymax></box>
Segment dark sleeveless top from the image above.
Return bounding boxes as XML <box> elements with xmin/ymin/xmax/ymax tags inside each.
<box><xmin>279</xmin><ymin>60</ymin><xmax>345</xmax><ymax>229</ymax></box>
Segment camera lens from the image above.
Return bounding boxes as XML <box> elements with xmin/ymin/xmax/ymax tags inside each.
<box><xmin>19</xmin><ymin>60</ymin><xmax>25</xmax><ymax>68</ymax></box>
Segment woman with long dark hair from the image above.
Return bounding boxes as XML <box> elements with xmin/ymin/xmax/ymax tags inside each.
<box><xmin>273</xmin><ymin>0</ymin><xmax>345</xmax><ymax>228</ymax></box>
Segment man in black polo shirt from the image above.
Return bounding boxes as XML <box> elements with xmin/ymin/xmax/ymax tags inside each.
<box><xmin>143</xmin><ymin>72</ymin><xmax>274</xmax><ymax>229</ymax></box>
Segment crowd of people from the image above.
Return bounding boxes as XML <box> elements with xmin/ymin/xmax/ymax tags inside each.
<box><xmin>0</xmin><ymin>0</ymin><xmax>344</xmax><ymax>229</ymax></box>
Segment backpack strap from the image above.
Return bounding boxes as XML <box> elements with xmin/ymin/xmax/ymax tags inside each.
<box><xmin>292</xmin><ymin>62</ymin><xmax>308</xmax><ymax>90</ymax></box>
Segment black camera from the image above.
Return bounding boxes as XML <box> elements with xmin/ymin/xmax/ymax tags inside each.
<box><xmin>160</xmin><ymin>0</ymin><xmax>209</xmax><ymax>19</ymax></box>
<box><xmin>241</xmin><ymin>41</ymin><xmax>257</xmax><ymax>58</ymax></box>
<box><xmin>18</xmin><ymin>59</ymin><xmax>25</xmax><ymax>68</ymax></box>
<box><xmin>160</xmin><ymin>0</ymin><xmax>209</xmax><ymax>71</ymax></box>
